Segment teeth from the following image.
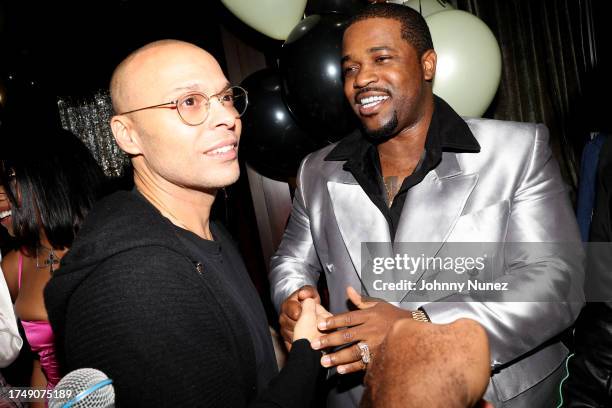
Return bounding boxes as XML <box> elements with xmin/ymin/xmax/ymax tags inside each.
<box><xmin>0</xmin><ymin>210</ymin><xmax>11</xmax><ymax>219</ymax></box>
<box><xmin>209</xmin><ymin>145</ymin><xmax>234</xmax><ymax>155</ymax></box>
<box><xmin>359</xmin><ymin>95</ymin><xmax>389</xmax><ymax>107</ymax></box>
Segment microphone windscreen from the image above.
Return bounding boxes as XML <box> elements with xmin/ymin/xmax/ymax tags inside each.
<box><xmin>49</xmin><ymin>368</ymin><xmax>115</xmax><ymax>408</ymax></box>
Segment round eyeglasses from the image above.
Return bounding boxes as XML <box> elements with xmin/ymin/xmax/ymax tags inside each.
<box><xmin>118</xmin><ymin>85</ymin><xmax>249</xmax><ymax>126</ymax></box>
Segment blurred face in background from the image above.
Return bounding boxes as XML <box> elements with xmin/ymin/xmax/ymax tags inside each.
<box><xmin>0</xmin><ymin>170</ymin><xmax>16</xmax><ymax>236</ymax></box>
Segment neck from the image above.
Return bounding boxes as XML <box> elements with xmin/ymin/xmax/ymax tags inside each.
<box><xmin>378</xmin><ymin>93</ymin><xmax>434</xmax><ymax>165</ymax></box>
<box><xmin>37</xmin><ymin>231</ymin><xmax>68</xmax><ymax>269</ymax></box>
<box><xmin>133</xmin><ymin>163</ymin><xmax>216</xmax><ymax>241</ymax></box>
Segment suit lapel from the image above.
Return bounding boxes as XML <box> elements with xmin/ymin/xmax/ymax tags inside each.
<box><xmin>326</xmin><ymin>152</ymin><xmax>478</xmax><ymax>297</ymax></box>
<box><xmin>327</xmin><ymin>180</ymin><xmax>392</xmax><ymax>290</ymax></box>
<box><xmin>394</xmin><ymin>152</ymin><xmax>478</xmax><ymax>285</ymax></box>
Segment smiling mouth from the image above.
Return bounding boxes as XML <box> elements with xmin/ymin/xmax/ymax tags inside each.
<box><xmin>206</xmin><ymin>144</ymin><xmax>236</xmax><ymax>155</ymax></box>
<box><xmin>359</xmin><ymin>95</ymin><xmax>390</xmax><ymax>109</ymax></box>
<box><xmin>356</xmin><ymin>93</ymin><xmax>391</xmax><ymax>116</ymax></box>
<box><xmin>205</xmin><ymin>143</ymin><xmax>238</xmax><ymax>158</ymax></box>
<box><xmin>0</xmin><ymin>209</ymin><xmax>11</xmax><ymax>220</ymax></box>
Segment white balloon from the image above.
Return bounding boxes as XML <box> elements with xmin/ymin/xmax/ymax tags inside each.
<box><xmin>426</xmin><ymin>10</ymin><xmax>502</xmax><ymax>117</ymax></box>
<box><xmin>221</xmin><ymin>0</ymin><xmax>307</xmax><ymax>41</ymax></box>
<box><xmin>402</xmin><ymin>0</ymin><xmax>455</xmax><ymax>18</ymax></box>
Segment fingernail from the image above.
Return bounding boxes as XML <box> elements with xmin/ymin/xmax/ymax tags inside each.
<box><xmin>318</xmin><ymin>321</ymin><xmax>327</xmax><ymax>330</ymax></box>
<box><xmin>311</xmin><ymin>339</ymin><xmax>321</xmax><ymax>349</ymax></box>
<box><xmin>337</xmin><ymin>366</ymin><xmax>345</xmax><ymax>374</ymax></box>
<box><xmin>321</xmin><ymin>356</ymin><xmax>331</xmax><ymax>366</ymax></box>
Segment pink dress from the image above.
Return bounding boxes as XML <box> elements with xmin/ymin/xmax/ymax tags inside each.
<box><xmin>18</xmin><ymin>253</ymin><xmax>61</xmax><ymax>390</ymax></box>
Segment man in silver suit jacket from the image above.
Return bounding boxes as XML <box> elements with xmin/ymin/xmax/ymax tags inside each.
<box><xmin>270</xmin><ymin>3</ymin><xmax>584</xmax><ymax>407</ymax></box>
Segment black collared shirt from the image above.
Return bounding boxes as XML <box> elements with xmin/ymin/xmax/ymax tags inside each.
<box><xmin>324</xmin><ymin>95</ymin><xmax>480</xmax><ymax>240</ymax></box>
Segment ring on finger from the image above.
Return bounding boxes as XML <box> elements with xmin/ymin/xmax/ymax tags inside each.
<box><xmin>357</xmin><ymin>342</ymin><xmax>371</xmax><ymax>366</ymax></box>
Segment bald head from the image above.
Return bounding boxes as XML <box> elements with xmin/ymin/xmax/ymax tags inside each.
<box><xmin>110</xmin><ymin>40</ymin><xmax>221</xmax><ymax>114</ymax></box>
<box><xmin>108</xmin><ymin>38</ymin><xmax>241</xmax><ymax>196</ymax></box>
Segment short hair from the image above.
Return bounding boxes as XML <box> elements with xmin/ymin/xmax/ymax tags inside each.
<box><xmin>348</xmin><ymin>3</ymin><xmax>434</xmax><ymax>57</ymax></box>
<box><xmin>0</xmin><ymin>127</ymin><xmax>107</xmax><ymax>255</ymax></box>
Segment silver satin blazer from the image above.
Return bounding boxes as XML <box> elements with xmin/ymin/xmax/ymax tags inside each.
<box><xmin>270</xmin><ymin>118</ymin><xmax>584</xmax><ymax>405</ymax></box>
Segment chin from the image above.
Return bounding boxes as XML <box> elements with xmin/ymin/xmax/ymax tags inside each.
<box><xmin>210</xmin><ymin>167</ymin><xmax>241</xmax><ymax>189</ymax></box>
<box><xmin>362</xmin><ymin>111</ymin><xmax>399</xmax><ymax>142</ymax></box>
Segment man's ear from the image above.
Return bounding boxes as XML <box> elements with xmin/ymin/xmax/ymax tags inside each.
<box><xmin>422</xmin><ymin>49</ymin><xmax>437</xmax><ymax>82</ymax></box>
<box><xmin>110</xmin><ymin>115</ymin><xmax>143</xmax><ymax>156</ymax></box>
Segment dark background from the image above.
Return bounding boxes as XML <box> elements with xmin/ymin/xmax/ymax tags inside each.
<box><xmin>0</xmin><ymin>1</ymin><xmax>283</xmax><ymax>120</ymax></box>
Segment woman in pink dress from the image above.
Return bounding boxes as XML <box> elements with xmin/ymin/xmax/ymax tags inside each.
<box><xmin>0</xmin><ymin>127</ymin><xmax>106</xmax><ymax>407</ymax></box>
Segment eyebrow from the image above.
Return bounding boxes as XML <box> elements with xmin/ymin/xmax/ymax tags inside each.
<box><xmin>168</xmin><ymin>82</ymin><xmax>231</xmax><ymax>96</ymax></box>
<box><xmin>367</xmin><ymin>46</ymin><xmax>397</xmax><ymax>53</ymax></box>
<box><xmin>341</xmin><ymin>46</ymin><xmax>398</xmax><ymax>64</ymax></box>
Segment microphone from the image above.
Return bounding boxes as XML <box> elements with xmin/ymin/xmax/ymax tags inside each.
<box><xmin>49</xmin><ymin>368</ymin><xmax>115</xmax><ymax>408</ymax></box>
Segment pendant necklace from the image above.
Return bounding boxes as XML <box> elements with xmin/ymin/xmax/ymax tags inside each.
<box><xmin>36</xmin><ymin>245</ymin><xmax>60</xmax><ymax>274</ymax></box>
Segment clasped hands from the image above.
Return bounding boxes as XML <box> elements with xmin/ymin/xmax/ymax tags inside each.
<box><xmin>284</xmin><ymin>285</ymin><xmax>413</xmax><ymax>375</ymax></box>
<box><xmin>287</xmin><ymin>285</ymin><xmax>493</xmax><ymax>407</ymax></box>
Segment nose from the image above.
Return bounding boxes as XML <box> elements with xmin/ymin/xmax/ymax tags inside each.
<box><xmin>353</xmin><ymin>63</ymin><xmax>378</xmax><ymax>89</ymax></box>
<box><xmin>207</xmin><ymin>97</ymin><xmax>238</xmax><ymax>129</ymax></box>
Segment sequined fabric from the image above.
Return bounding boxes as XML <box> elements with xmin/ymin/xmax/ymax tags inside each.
<box><xmin>57</xmin><ymin>91</ymin><xmax>128</xmax><ymax>178</ymax></box>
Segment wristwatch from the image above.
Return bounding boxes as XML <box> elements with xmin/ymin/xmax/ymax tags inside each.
<box><xmin>411</xmin><ymin>309</ymin><xmax>430</xmax><ymax>322</ymax></box>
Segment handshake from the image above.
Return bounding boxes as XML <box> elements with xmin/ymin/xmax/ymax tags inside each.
<box><xmin>280</xmin><ymin>285</ymin><xmax>493</xmax><ymax>408</ymax></box>
<box><xmin>281</xmin><ymin>284</ymin><xmax>428</xmax><ymax>374</ymax></box>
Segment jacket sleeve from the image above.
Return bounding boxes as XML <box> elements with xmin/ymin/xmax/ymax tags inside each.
<box><xmin>422</xmin><ymin>124</ymin><xmax>585</xmax><ymax>367</ymax></box>
<box><xmin>269</xmin><ymin>155</ymin><xmax>323</xmax><ymax>313</ymax></box>
<box><xmin>250</xmin><ymin>339</ymin><xmax>322</xmax><ymax>408</ymax></box>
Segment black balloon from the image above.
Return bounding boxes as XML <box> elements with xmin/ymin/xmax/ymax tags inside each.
<box><xmin>305</xmin><ymin>0</ymin><xmax>366</xmax><ymax>15</ymax></box>
<box><xmin>280</xmin><ymin>13</ymin><xmax>358</xmax><ymax>142</ymax></box>
<box><xmin>239</xmin><ymin>69</ymin><xmax>325</xmax><ymax>180</ymax></box>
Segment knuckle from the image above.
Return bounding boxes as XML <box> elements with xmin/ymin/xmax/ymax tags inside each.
<box><xmin>342</xmin><ymin>331</ymin><xmax>354</xmax><ymax>341</ymax></box>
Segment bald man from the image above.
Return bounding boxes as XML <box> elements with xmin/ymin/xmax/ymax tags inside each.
<box><xmin>43</xmin><ymin>40</ymin><xmax>325</xmax><ymax>407</ymax></box>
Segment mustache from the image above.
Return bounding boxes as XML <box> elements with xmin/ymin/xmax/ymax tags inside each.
<box><xmin>354</xmin><ymin>87</ymin><xmax>391</xmax><ymax>103</ymax></box>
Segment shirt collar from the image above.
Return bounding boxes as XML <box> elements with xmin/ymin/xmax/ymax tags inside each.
<box><xmin>324</xmin><ymin>95</ymin><xmax>480</xmax><ymax>162</ymax></box>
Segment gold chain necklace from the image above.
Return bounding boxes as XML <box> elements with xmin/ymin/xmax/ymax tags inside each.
<box><xmin>382</xmin><ymin>179</ymin><xmax>394</xmax><ymax>207</ymax></box>
<box><xmin>381</xmin><ymin>163</ymin><xmax>418</xmax><ymax>208</ymax></box>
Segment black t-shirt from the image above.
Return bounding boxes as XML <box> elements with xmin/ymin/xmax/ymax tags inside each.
<box><xmin>174</xmin><ymin>222</ymin><xmax>279</xmax><ymax>393</ymax></box>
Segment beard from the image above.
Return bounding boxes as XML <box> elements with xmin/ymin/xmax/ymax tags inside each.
<box><xmin>363</xmin><ymin>111</ymin><xmax>399</xmax><ymax>143</ymax></box>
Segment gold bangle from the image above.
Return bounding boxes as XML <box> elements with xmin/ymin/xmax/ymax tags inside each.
<box><xmin>411</xmin><ymin>309</ymin><xmax>430</xmax><ymax>322</ymax></box>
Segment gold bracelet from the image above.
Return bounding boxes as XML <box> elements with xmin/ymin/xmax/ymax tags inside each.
<box><xmin>411</xmin><ymin>309</ymin><xmax>430</xmax><ymax>322</ymax></box>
